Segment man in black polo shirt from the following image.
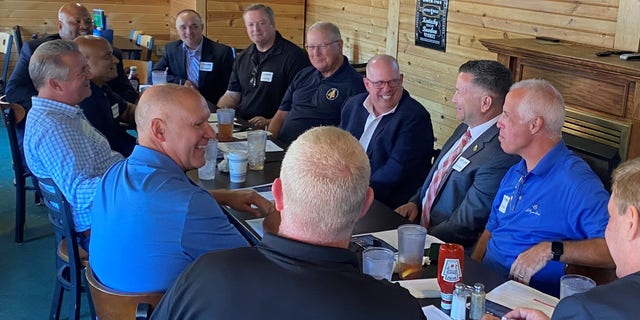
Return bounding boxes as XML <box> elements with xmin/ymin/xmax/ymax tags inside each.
<box><xmin>268</xmin><ymin>21</ymin><xmax>366</xmax><ymax>145</ymax></box>
<box><xmin>216</xmin><ymin>3</ymin><xmax>310</xmax><ymax>129</ymax></box>
<box><xmin>151</xmin><ymin>126</ymin><xmax>426</xmax><ymax>320</ymax></box>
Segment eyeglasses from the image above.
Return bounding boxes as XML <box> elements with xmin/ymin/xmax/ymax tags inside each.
<box><xmin>509</xmin><ymin>175</ymin><xmax>526</xmax><ymax>211</ymax></box>
<box><xmin>249</xmin><ymin>66</ymin><xmax>258</xmax><ymax>87</ymax></box>
<box><xmin>304</xmin><ymin>40</ymin><xmax>338</xmax><ymax>51</ymax></box>
<box><xmin>366</xmin><ymin>78</ymin><xmax>402</xmax><ymax>89</ymax></box>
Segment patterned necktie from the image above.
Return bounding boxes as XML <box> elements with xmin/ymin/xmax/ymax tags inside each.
<box><xmin>187</xmin><ymin>50</ymin><xmax>199</xmax><ymax>88</ymax></box>
<box><xmin>421</xmin><ymin>129</ymin><xmax>472</xmax><ymax>227</ymax></box>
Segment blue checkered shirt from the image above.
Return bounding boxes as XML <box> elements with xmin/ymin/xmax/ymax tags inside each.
<box><xmin>24</xmin><ymin>97</ymin><xmax>124</xmax><ymax>232</ymax></box>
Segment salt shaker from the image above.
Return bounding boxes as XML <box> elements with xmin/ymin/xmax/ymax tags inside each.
<box><xmin>469</xmin><ymin>282</ymin><xmax>486</xmax><ymax>320</ymax></box>
<box><xmin>450</xmin><ymin>283</ymin><xmax>467</xmax><ymax>320</ymax></box>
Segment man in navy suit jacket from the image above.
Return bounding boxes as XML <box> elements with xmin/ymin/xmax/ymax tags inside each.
<box><xmin>492</xmin><ymin>157</ymin><xmax>640</xmax><ymax>320</ymax></box>
<box><xmin>340</xmin><ymin>54</ymin><xmax>434</xmax><ymax>209</ymax></box>
<box><xmin>395</xmin><ymin>60</ymin><xmax>518</xmax><ymax>250</ymax></box>
<box><xmin>153</xmin><ymin>9</ymin><xmax>234</xmax><ymax>109</ymax></box>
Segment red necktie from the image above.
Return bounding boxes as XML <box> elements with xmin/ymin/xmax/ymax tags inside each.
<box><xmin>421</xmin><ymin>130</ymin><xmax>471</xmax><ymax>227</ymax></box>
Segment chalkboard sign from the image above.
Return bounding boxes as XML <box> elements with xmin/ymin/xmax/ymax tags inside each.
<box><xmin>415</xmin><ymin>0</ymin><xmax>449</xmax><ymax>52</ymax></box>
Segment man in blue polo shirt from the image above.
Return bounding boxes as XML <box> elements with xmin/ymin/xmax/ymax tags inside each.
<box><xmin>269</xmin><ymin>21</ymin><xmax>366</xmax><ymax>144</ymax></box>
<box><xmin>471</xmin><ymin>79</ymin><xmax>615</xmax><ymax>297</ymax></box>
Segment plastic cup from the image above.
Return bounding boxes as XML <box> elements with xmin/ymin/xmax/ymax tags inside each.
<box><xmin>151</xmin><ymin>70</ymin><xmax>167</xmax><ymax>84</ymax></box>
<box><xmin>198</xmin><ymin>139</ymin><xmax>217</xmax><ymax>180</ymax></box>
<box><xmin>560</xmin><ymin>274</ymin><xmax>596</xmax><ymax>299</ymax></box>
<box><xmin>227</xmin><ymin>151</ymin><xmax>248</xmax><ymax>183</ymax></box>
<box><xmin>216</xmin><ymin>109</ymin><xmax>235</xmax><ymax>142</ymax></box>
<box><xmin>362</xmin><ymin>247</ymin><xmax>395</xmax><ymax>281</ymax></box>
<box><xmin>397</xmin><ymin>224</ymin><xmax>427</xmax><ymax>280</ymax></box>
<box><xmin>247</xmin><ymin>130</ymin><xmax>267</xmax><ymax>171</ymax></box>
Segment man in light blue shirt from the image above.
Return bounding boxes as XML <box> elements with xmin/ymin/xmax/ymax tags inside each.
<box><xmin>89</xmin><ymin>84</ymin><xmax>274</xmax><ymax>293</ymax></box>
<box><xmin>23</xmin><ymin>39</ymin><xmax>123</xmax><ymax>250</ymax></box>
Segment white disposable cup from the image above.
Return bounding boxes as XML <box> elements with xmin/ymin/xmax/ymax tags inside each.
<box><xmin>560</xmin><ymin>274</ymin><xmax>595</xmax><ymax>299</ymax></box>
<box><xmin>247</xmin><ymin>130</ymin><xmax>267</xmax><ymax>170</ymax></box>
<box><xmin>362</xmin><ymin>247</ymin><xmax>395</xmax><ymax>281</ymax></box>
<box><xmin>397</xmin><ymin>224</ymin><xmax>427</xmax><ymax>280</ymax></box>
<box><xmin>198</xmin><ymin>139</ymin><xmax>217</xmax><ymax>180</ymax></box>
<box><xmin>227</xmin><ymin>151</ymin><xmax>248</xmax><ymax>183</ymax></box>
<box><xmin>151</xmin><ymin>70</ymin><xmax>167</xmax><ymax>84</ymax></box>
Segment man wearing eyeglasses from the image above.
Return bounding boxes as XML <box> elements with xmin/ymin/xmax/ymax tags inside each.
<box><xmin>339</xmin><ymin>54</ymin><xmax>435</xmax><ymax>209</ymax></box>
<box><xmin>395</xmin><ymin>60</ymin><xmax>518</xmax><ymax>251</ymax></box>
<box><xmin>216</xmin><ymin>4</ymin><xmax>310</xmax><ymax>129</ymax></box>
<box><xmin>471</xmin><ymin>79</ymin><xmax>613</xmax><ymax>297</ymax></box>
<box><xmin>268</xmin><ymin>21</ymin><xmax>366</xmax><ymax>144</ymax></box>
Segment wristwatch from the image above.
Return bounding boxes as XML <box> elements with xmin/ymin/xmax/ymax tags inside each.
<box><xmin>551</xmin><ymin>241</ymin><xmax>564</xmax><ymax>261</ymax></box>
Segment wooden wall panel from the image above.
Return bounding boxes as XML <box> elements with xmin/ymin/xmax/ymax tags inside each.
<box><xmin>205</xmin><ymin>0</ymin><xmax>306</xmax><ymax>49</ymax></box>
<box><xmin>306</xmin><ymin>0</ymin><xmax>628</xmax><ymax>148</ymax></box>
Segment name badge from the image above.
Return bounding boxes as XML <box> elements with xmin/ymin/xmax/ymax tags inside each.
<box><xmin>110</xmin><ymin>103</ymin><xmax>120</xmax><ymax>119</ymax></box>
<box><xmin>452</xmin><ymin>156</ymin><xmax>470</xmax><ymax>172</ymax></box>
<box><xmin>260</xmin><ymin>71</ymin><xmax>273</xmax><ymax>82</ymax></box>
<box><xmin>498</xmin><ymin>194</ymin><xmax>510</xmax><ymax>213</ymax></box>
<box><xmin>200</xmin><ymin>62</ymin><xmax>213</xmax><ymax>72</ymax></box>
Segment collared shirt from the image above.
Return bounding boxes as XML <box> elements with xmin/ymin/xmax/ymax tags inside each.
<box><xmin>227</xmin><ymin>31</ymin><xmax>311</xmax><ymax>120</ymax></box>
<box><xmin>183</xmin><ymin>38</ymin><xmax>203</xmax><ymax>87</ymax></box>
<box><xmin>151</xmin><ymin>232</ymin><xmax>426</xmax><ymax>319</ymax></box>
<box><xmin>89</xmin><ymin>145</ymin><xmax>248</xmax><ymax>293</ymax></box>
<box><xmin>278</xmin><ymin>56</ymin><xmax>366</xmax><ymax>144</ymax></box>
<box><xmin>24</xmin><ymin>97</ymin><xmax>123</xmax><ymax>232</ymax></box>
<box><xmin>483</xmin><ymin>141</ymin><xmax>609</xmax><ymax>296</ymax></box>
<box><xmin>358</xmin><ymin>95</ymin><xmax>398</xmax><ymax>151</ymax></box>
<box><xmin>434</xmin><ymin>116</ymin><xmax>499</xmax><ymax>173</ymax></box>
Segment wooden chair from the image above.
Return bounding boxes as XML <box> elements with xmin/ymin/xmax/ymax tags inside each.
<box><xmin>86</xmin><ymin>265</ymin><xmax>163</xmax><ymax>320</ymax></box>
<box><xmin>0</xmin><ymin>97</ymin><xmax>41</xmax><ymax>243</ymax></box>
<box><xmin>126</xmin><ymin>30</ymin><xmax>144</xmax><ymax>59</ymax></box>
<box><xmin>1</xmin><ymin>31</ymin><xmax>13</xmax><ymax>94</ymax></box>
<box><xmin>129</xmin><ymin>30</ymin><xmax>144</xmax><ymax>42</ymax></box>
<box><xmin>123</xmin><ymin>59</ymin><xmax>153</xmax><ymax>85</ymax></box>
<box><xmin>138</xmin><ymin>34</ymin><xmax>154</xmax><ymax>61</ymax></box>
<box><xmin>39</xmin><ymin>178</ymin><xmax>95</xmax><ymax>320</ymax></box>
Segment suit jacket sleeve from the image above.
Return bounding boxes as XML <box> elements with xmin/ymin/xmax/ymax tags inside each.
<box><xmin>5</xmin><ymin>42</ymin><xmax>37</xmax><ymax>110</ymax></box>
<box><xmin>153</xmin><ymin>42</ymin><xmax>182</xmax><ymax>85</ymax></box>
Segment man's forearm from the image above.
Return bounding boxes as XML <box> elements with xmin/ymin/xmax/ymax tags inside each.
<box><xmin>216</xmin><ymin>92</ymin><xmax>240</xmax><ymax>109</ymax></box>
<box><xmin>561</xmin><ymin>238</ymin><xmax>614</xmax><ymax>268</ymax></box>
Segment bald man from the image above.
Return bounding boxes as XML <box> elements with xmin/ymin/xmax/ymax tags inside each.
<box><xmin>151</xmin><ymin>127</ymin><xmax>425</xmax><ymax>319</ymax></box>
<box><xmin>76</xmin><ymin>36</ymin><xmax>137</xmax><ymax>156</ymax></box>
<box><xmin>340</xmin><ymin>54</ymin><xmax>435</xmax><ymax>209</ymax></box>
<box><xmin>89</xmin><ymin>84</ymin><xmax>274</xmax><ymax>293</ymax></box>
<box><xmin>153</xmin><ymin>9</ymin><xmax>234</xmax><ymax>109</ymax></box>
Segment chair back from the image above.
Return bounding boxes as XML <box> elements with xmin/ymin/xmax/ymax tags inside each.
<box><xmin>12</xmin><ymin>25</ymin><xmax>23</xmax><ymax>53</ymax></box>
<box><xmin>38</xmin><ymin>178</ymin><xmax>82</xmax><ymax>269</ymax></box>
<box><xmin>86</xmin><ymin>265</ymin><xmax>163</xmax><ymax>320</ymax></box>
<box><xmin>123</xmin><ymin>59</ymin><xmax>153</xmax><ymax>85</ymax></box>
<box><xmin>139</xmin><ymin>35</ymin><xmax>154</xmax><ymax>61</ymax></box>
<box><xmin>129</xmin><ymin>30</ymin><xmax>144</xmax><ymax>42</ymax></box>
<box><xmin>0</xmin><ymin>98</ymin><xmax>26</xmax><ymax>177</ymax></box>
<box><xmin>1</xmin><ymin>31</ymin><xmax>14</xmax><ymax>94</ymax></box>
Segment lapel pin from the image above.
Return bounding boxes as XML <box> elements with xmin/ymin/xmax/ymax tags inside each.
<box><xmin>473</xmin><ymin>145</ymin><xmax>478</xmax><ymax>152</ymax></box>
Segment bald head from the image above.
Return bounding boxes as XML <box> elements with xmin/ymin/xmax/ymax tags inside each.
<box><xmin>277</xmin><ymin>126</ymin><xmax>373</xmax><ymax>246</ymax></box>
<box><xmin>57</xmin><ymin>3</ymin><xmax>93</xmax><ymax>40</ymax></box>
<box><xmin>75</xmin><ymin>35</ymin><xmax>119</xmax><ymax>85</ymax></box>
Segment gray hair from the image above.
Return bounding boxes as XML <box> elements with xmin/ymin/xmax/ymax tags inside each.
<box><xmin>280</xmin><ymin>126</ymin><xmax>370</xmax><ymax>242</ymax></box>
<box><xmin>308</xmin><ymin>21</ymin><xmax>342</xmax><ymax>41</ymax></box>
<box><xmin>29</xmin><ymin>39</ymin><xmax>79</xmax><ymax>90</ymax></box>
<box><xmin>510</xmin><ymin>79</ymin><xmax>565</xmax><ymax>138</ymax></box>
<box><xmin>612</xmin><ymin>157</ymin><xmax>640</xmax><ymax>217</ymax></box>
<box><xmin>244</xmin><ymin>3</ymin><xmax>275</xmax><ymax>25</ymax></box>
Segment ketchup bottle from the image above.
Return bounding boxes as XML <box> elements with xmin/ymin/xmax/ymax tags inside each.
<box><xmin>437</xmin><ymin>243</ymin><xmax>464</xmax><ymax>310</ymax></box>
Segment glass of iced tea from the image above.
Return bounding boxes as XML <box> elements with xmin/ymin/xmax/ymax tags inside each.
<box><xmin>397</xmin><ymin>224</ymin><xmax>427</xmax><ymax>280</ymax></box>
<box><xmin>216</xmin><ymin>108</ymin><xmax>235</xmax><ymax>142</ymax></box>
